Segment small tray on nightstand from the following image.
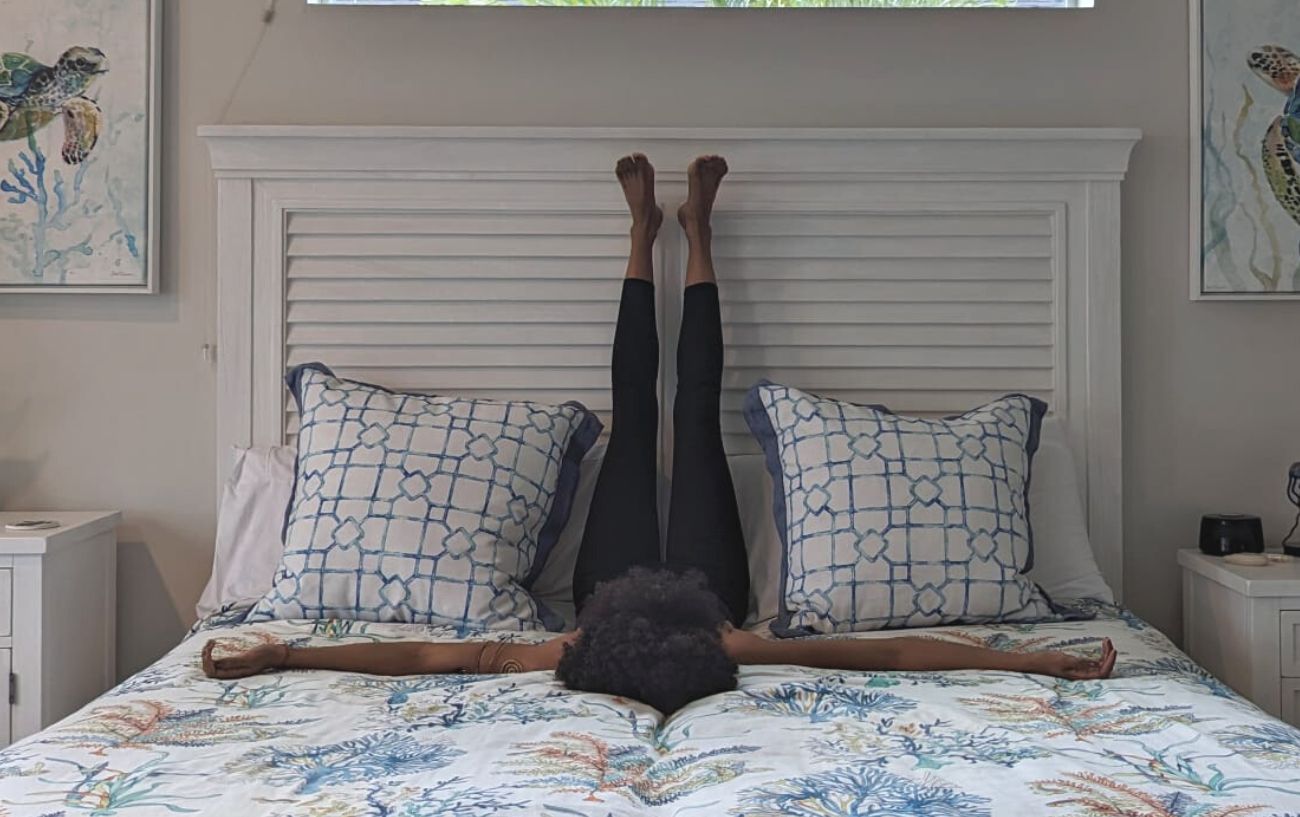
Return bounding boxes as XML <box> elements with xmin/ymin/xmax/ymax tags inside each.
<box><xmin>1178</xmin><ymin>549</ymin><xmax>1300</xmax><ymax>597</ymax></box>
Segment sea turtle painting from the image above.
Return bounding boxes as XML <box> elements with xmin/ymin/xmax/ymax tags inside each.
<box><xmin>0</xmin><ymin>46</ymin><xmax>107</xmax><ymax>165</ymax></box>
<box><xmin>1248</xmin><ymin>45</ymin><xmax>1300</xmax><ymax>237</ymax></box>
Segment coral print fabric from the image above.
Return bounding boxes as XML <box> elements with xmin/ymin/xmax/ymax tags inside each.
<box><xmin>251</xmin><ymin>364</ymin><xmax>601</xmax><ymax>632</ymax></box>
<box><xmin>1</xmin><ymin>604</ymin><xmax>1299</xmax><ymax>815</ymax></box>
<box><xmin>745</xmin><ymin>382</ymin><xmax>1056</xmax><ymax>635</ymax></box>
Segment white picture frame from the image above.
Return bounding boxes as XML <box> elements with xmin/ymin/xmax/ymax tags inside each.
<box><xmin>0</xmin><ymin>0</ymin><xmax>161</xmax><ymax>294</ymax></box>
<box><xmin>1190</xmin><ymin>0</ymin><xmax>1300</xmax><ymax>300</ymax></box>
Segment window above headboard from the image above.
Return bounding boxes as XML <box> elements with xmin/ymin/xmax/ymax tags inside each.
<box><xmin>308</xmin><ymin>1</ymin><xmax>1092</xmax><ymax>7</ymax></box>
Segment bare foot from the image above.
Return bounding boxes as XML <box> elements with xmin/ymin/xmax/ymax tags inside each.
<box><xmin>616</xmin><ymin>154</ymin><xmax>663</xmax><ymax>239</ymax></box>
<box><xmin>678</xmin><ymin>155</ymin><xmax>728</xmax><ymax>237</ymax></box>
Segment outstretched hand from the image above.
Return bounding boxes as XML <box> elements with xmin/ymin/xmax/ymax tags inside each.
<box><xmin>1035</xmin><ymin>638</ymin><xmax>1117</xmax><ymax>680</ymax></box>
<box><xmin>202</xmin><ymin>640</ymin><xmax>288</xmax><ymax>680</ymax></box>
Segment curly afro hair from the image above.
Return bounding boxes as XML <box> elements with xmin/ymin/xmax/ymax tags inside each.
<box><xmin>556</xmin><ymin>567</ymin><xmax>737</xmax><ymax>714</ymax></box>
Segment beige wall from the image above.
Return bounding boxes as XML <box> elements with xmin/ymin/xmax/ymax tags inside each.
<box><xmin>2</xmin><ymin>0</ymin><xmax>1297</xmax><ymax>676</ymax></box>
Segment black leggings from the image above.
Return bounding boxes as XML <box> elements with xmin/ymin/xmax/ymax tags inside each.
<box><xmin>573</xmin><ymin>279</ymin><xmax>749</xmax><ymax>626</ymax></box>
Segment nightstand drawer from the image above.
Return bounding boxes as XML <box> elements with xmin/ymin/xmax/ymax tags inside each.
<box><xmin>0</xmin><ymin>568</ymin><xmax>10</xmax><ymax>637</ymax></box>
<box><xmin>1284</xmin><ymin>680</ymin><xmax>1300</xmax><ymax>727</ymax></box>
<box><xmin>1284</xmin><ymin>611</ymin><xmax>1300</xmax><ymax>678</ymax></box>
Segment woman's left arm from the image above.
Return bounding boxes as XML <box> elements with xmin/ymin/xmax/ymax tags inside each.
<box><xmin>722</xmin><ymin>628</ymin><xmax>1116</xmax><ymax>680</ymax></box>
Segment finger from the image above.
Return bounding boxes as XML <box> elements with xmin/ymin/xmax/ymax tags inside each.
<box><xmin>201</xmin><ymin>641</ymin><xmax>217</xmax><ymax>677</ymax></box>
<box><xmin>217</xmin><ymin>658</ymin><xmax>250</xmax><ymax>680</ymax></box>
<box><xmin>1099</xmin><ymin>646</ymin><xmax>1117</xmax><ymax>678</ymax></box>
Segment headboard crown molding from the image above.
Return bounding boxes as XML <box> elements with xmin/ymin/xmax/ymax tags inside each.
<box><xmin>200</xmin><ymin>126</ymin><xmax>1140</xmax><ymax>180</ymax></box>
<box><xmin>202</xmin><ymin>125</ymin><xmax>1139</xmax><ymax>601</ymax></box>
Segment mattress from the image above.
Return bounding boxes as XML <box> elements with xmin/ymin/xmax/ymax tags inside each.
<box><xmin>0</xmin><ymin>605</ymin><xmax>1297</xmax><ymax>815</ymax></box>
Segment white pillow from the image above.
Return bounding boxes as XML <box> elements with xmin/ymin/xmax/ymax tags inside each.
<box><xmin>1025</xmin><ymin>418</ymin><xmax>1114</xmax><ymax>603</ymax></box>
<box><xmin>530</xmin><ymin>442</ymin><xmax>606</xmax><ymax>627</ymax></box>
<box><xmin>196</xmin><ymin>445</ymin><xmax>296</xmax><ymax>619</ymax></box>
<box><xmin>730</xmin><ymin>452</ymin><xmax>784</xmax><ymax>626</ymax></box>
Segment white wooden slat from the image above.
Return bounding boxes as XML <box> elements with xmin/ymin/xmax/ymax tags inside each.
<box><xmin>288</xmin><ymin>235</ymin><xmax>1052</xmax><ymax>260</ymax></box>
<box><xmin>287</xmin><ymin>344</ymin><xmax>1050</xmax><ymax>371</ymax></box>
<box><xmin>719</xmin><ymin>258</ymin><xmax>1052</xmax><ymax>281</ymax></box>
<box><xmin>287</xmin><ymin>278</ymin><xmax>623</xmax><ymax>302</ymax></box>
<box><xmin>289</xmin><ymin>257</ymin><xmax>624</xmax><ymax>280</ymax></box>
<box><xmin>288</xmin><ymin>323</ymin><xmax>615</xmax><ymax>346</ymax></box>
<box><xmin>721</xmin><ymin>280</ymin><xmax>1051</xmax><ymax>303</ymax></box>
<box><xmin>215</xmin><ymin>177</ymin><xmax>254</xmax><ymax>497</ymax></box>
<box><xmin>712</xmin><ymin>235</ymin><xmax>1052</xmax><ymax>259</ymax></box>
<box><xmin>288</xmin><ymin>234</ymin><xmax>630</xmax><ymax>258</ymax></box>
<box><xmin>725</xmin><ymin>345</ymin><xmax>1052</xmax><ymax>369</ymax></box>
<box><xmin>288</xmin><ymin>212</ymin><xmax>631</xmax><ymax>236</ymax></box>
<box><xmin>289</xmin><ymin>256</ymin><xmax>1053</xmax><ymax>283</ymax></box>
<box><xmin>711</xmin><ymin>213</ymin><xmax>1052</xmax><ymax>237</ymax></box>
<box><xmin>720</xmin><ymin>302</ymin><xmax>1051</xmax><ymax>325</ymax></box>
<box><xmin>289</xmin><ymin>301</ymin><xmax>619</xmax><ymax>323</ymax></box>
<box><xmin>723</xmin><ymin>323</ymin><xmax>1052</xmax><ymax>347</ymax></box>
<box><xmin>288</xmin><ymin>212</ymin><xmax>1052</xmax><ymax>239</ymax></box>
<box><xmin>724</xmin><ymin>433</ymin><xmax>757</xmax><ymax>453</ymax></box>
<box><xmin>287</xmin><ymin>278</ymin><xmax>1050</xmax><ymax>305</ymax></box>
<box><xmin>285</xmin><ymin>322</ymin><xmax>1050</xmax><ymax>348</ymax></box>
<box><xmin>287</xmin><ymin>346</ymin><xmax>612</xmax><ymax>368</ymax></box>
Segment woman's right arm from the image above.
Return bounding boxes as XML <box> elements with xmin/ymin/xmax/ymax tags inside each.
<box><xmin>201</xmin><ymin>636</ymin><xmax>571</xmax><ymax>679</ymax></box>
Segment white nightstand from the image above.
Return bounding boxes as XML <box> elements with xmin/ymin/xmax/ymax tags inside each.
<box><xmin>0</xmin><ymin>511</ymin><xmax>118</xmax><ymax>745</ymax></box>
<box><xmin>1179</xmin><ymin>548</ymin><xmax>1300</xmax><ymax>726</ymax></box>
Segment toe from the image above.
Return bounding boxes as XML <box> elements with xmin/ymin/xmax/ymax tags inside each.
<box><xmin>616</xmin><ymin>155</ymin><xmax>637</xmax><ymax>177</ymax></box>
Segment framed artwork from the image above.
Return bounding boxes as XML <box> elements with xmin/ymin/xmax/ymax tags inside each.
<box><xmin>0</xmin><ymin>0</ymin><xmax>160</xmax><ymax>294</ymax></box>
<box><xmin>1192</xmin><ymin>0</ymin><xmax>1300</xmax><ymax>299</ymax></box>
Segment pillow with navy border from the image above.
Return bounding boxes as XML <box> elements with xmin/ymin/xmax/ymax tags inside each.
<box><xmin>250</xmin><ymin>363</ymin><xmax>602</xmax><ymax>632</ymax></box>
<box><xmin>744</xmin><ymin>380</ymin><xmax>1056</xmax><ymax>636</ymax></box>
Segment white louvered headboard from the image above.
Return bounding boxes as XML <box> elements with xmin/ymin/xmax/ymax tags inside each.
<box><xmin>202</xmin><ymin>126</ymin><xmax>1139</xmax><ymax>601</ymax></box>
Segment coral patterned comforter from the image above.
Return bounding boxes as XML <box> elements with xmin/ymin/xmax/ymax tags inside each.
<box><xmin>0</xmin><ymin>604</ymin><xmax>1298</xmax><ymax>816</ymax></box>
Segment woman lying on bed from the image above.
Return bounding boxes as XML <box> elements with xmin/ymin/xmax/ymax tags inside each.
<box><xmin>203</xmin><ymin>154</ymin><xmax>1117</xmax><ymax>714</ymax></box>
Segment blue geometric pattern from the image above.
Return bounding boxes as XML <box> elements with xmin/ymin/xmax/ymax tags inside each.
<box><xmin>744</xmin><ymin>381</ymin><xmax>1054</xmax><ymax>636</ymax></box>
<box><xmin>251</xmin><ymin>363</ymin><xmax>602</xmax><ymax>631</ymax></box>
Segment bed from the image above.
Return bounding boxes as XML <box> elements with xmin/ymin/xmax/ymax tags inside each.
<box><xmin>4</xmin><ymin>127</ymin><xmax>1298</xmax><ymax>816</ymax></box>
<box><xmin>0</xmin><ymin>603</ymin><xmax>1298</xmax><ymax>815</ymax></box>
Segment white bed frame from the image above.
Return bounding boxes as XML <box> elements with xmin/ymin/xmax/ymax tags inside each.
<box><xmin>201</xmin><ymin>126</ymin><xmax>1139</xmax><ymax>602</ymax></box>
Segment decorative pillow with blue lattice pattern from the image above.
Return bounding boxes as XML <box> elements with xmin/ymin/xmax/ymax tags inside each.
<box><xmin>744</xmin><ymin>381</ymin><xmax>1057</xmax><ymax>636</ymax></box>
<box><xmin>250</xmin><ymin>363</ymin><xmax>602</xmax><ymax>632</ymax></box>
